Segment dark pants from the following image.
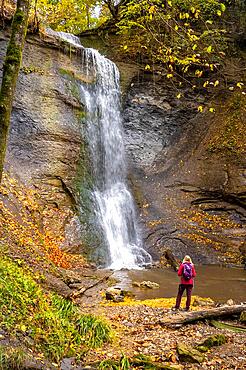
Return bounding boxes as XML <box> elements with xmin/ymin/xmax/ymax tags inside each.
<box><xmin>175</xmin><ymin>284</ymin><xmax>193</xmax><ymax>309</ymax></box>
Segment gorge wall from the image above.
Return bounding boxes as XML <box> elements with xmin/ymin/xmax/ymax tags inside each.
<box><xmin>0</xmin><ymin>28</ymin><xmax>245</xmax><ymax>266</ymax></box>
<box><xmin>123</xmin><ymin>76</ymin><xmax>245</xmax><ymax>265</ymax></box>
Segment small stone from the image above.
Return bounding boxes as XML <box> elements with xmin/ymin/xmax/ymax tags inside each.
<box><xmin>226</xmin><ymin>299</ymin><xmax>234</xmax><ymax>306</ymax></box>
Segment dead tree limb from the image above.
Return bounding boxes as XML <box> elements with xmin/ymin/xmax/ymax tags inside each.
<box><xmin>158</xmin><ymin>304</ymin><xmax>246</xmax><ymax>327</ymax></box>
<box><xmin>70</xmin><ymin>272</ymin><xmax>114</xmax><ymax>299</ymax></box>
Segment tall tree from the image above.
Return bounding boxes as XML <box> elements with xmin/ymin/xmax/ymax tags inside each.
<box><xmin>0</xmin><ymin>0</ymin><xmax>30</xmax><ymax>182</ymax></box>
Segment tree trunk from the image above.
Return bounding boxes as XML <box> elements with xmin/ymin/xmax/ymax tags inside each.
<box><xmin>158</xmin><ymin>304</ymin><xmax>246</xmax><ymax>327</ymax></box>
<box><xmin>0</xmin><ymin>0</ymin><xmax>30</xmax><ymax>183</ymax></box>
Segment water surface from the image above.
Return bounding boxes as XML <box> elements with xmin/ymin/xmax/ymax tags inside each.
<box><xmin>112</xmin><ymin>265</ymin><xmax>246</xmax><ymax>303</ymax></box>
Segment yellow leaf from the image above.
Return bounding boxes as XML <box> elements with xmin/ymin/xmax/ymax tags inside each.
<box><xmin>197</xmin><ymin>105</ymin><xmax>203</xmax><ymax>112</ymax></box>
<box><xmin>214</xmin><ymin>80</ymin><xmax>219</xmax><ymax>87</ymax></box>
<box><xmin>195</xmin><ymin>70</ymin><xmax>203</xmax><ymax>77</ymax></box>
<box><xmin>203</xmin><ymin>81</ymin><xmax>209</xmax><ymax>88</ymax></box>
<box><xmin>221</xmin><ymin>3</ymin><xmax>226</xmax><ymax>12</ymax></box>
<box><xmin>194</xmin><ymin>11</ymin><xmax>200</xmax><ymax>19</ymax></box>
<box><xmin>192</xmin><ymin>44</ymin><xmax>197</xmax><ymax>50</ymax></box>
<box><xmin>206</xmin><ymin>45</ymin><xmax>212</xmax><ymax>53</ymax></box>
<box><xmin>236</xmin><ymin>82</ymin><xmax>244</xmax><ymax>89</ymax></box>
<box><xmin>228</xmin><ymin>87</ymin><xmax>234</xmax><ymax>91</ymax></box>
<box><xmin>217</xmin><ymin>10</ymin><xmax>222</xmax><ymax>16</ymax></box>
<box><xmin>123</xmin><ymin>45</ymin><xmax>128</xmax><ymax>50</ymax></box>
<box><xmin>145</xmin><ymin>64</ymin><xmax>151</xmax><ymax>70</ymax></box>
<box><xmin>149</xmin><ymin>5</ymin><xmax>155</xmax><ymax>13</ymax></box>
<box><xmin>209</xmin><ymin>107</ymin><xmax>215</xmax><ymax>113</ymax></box>
<box><xmin>174</xmin><ymin>25</ymin><xmax>179</xmax><ymax>31</ymax></box>
<box><xmin>167</xmin><ymin>0</ymin><xmax>172</xmax><ymax>6</ymax></box>
<box><xmin>20</xmin><ymin>325</ymin><xmax>26</xmax><ymax>332</ymax></box>
<box><xmin>190</xmin><ymin>7</ymin><xmax>196</xmax><ymax>14</ymax></box>
<box><xmin>176</xmin><ymin>93</ymin><xmax>181</xmax><ymax>99</ymax></box>
<box><xmin>167</xmin><ymin>73</ymin><xmax>173</xmax><ymax>78</ymax></box>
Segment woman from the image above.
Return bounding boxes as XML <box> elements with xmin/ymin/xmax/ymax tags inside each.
<box><xmin>173</xmin><ymin>255</ymin><xmax>196</xmax><ymax>311</ymax></box>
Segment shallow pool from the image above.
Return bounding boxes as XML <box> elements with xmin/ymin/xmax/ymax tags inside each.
<box><xmin>112</xmin><ymin>265</ymin><xmax>246</xmax><ymax>303</ymax></box>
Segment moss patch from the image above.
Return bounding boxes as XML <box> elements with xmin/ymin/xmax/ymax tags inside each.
<box><xmin>207</xmin><ymin>93</ymin><xmax>246</xmax><ymax>161</ymax></box>
<box><xmin>196</xmin><ymin>334</ymin><xmax>227</xmax><ymax>352</ymax></box>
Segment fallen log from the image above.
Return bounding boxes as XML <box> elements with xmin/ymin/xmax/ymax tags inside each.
<box><xmin>158</xmin><ymin>304</ymin><xmax>246</xmax><ymax>327</ymax></box>
<box><xmin>70</xmin><ymin>272</ymin><xmax>114</xmax><ymax>299</ymax></box>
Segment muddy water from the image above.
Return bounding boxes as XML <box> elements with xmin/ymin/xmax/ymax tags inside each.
<box><xmin>112</xmin><ymin>265</ymin><xmax>246</xmax><ymax>303</ymax></box>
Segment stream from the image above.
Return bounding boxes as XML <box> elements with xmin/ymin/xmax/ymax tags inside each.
<box><xmin>112</xmin><ymin>265</ymin><xmax>246</xmax><ymax>303</ymax></box>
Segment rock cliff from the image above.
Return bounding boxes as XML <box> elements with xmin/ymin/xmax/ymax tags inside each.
<box><xmin>123</xmin><ymin>75</ymin><xmax>246</xmax><ymax>265</ymax></box>
<box><xmin>0</xmin><ymin>29</ymin><xmax>93</xmax><ymax>256</ymax></box>
<box><xmin>0</xmin><ymin>29</ymin><xmax>245</xmax><ymax>266</ymax></box>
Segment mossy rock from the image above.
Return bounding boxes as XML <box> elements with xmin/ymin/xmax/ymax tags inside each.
<box><xmin>240</xmin><ymin>311</ymin><xmax>246</xmax><ymax>323</ymax></box>
<box><xmin>131</xmin><ymin>355</ymin><xmax>183</xmax><ymax>369</ymax></box>
<box><xmin>177</xmin><ymin>343</ymin><xmax>204</xmax><ymax>363</ymax></box>
<box><xmin>196</xmin><ymin>334</ymin><xmax>227</xmax><ymax>352</ymax></box>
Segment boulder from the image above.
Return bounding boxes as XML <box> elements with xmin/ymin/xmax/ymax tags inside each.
<box><xmin>139</xmin><ymin>281</ymin><xmax>160</xmax><ymax>289</ymax></box>
<box><xmin>240</xmin><ymin>311</ymin><xmax>246</xmax><ymax>323</ymax></box>
<box><xmin>196</xmin><ymin>334</ymin><xmax>227</xmax><ymax>353</ymax></box>
<box><xmin>105</xmin><ymin>287</ymin><xmax>124</xmax><ymax>302</ymax></box>
<box><xmin>177</xmin><ymin>344</ymin><xmax>204</xmax><ymax>364</ymax></box>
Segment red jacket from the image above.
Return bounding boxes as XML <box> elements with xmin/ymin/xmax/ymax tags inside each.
<box><xmin>178</xmin><ymin>262</ymin><xmax>196</xmax><ymax>285</ymax></box>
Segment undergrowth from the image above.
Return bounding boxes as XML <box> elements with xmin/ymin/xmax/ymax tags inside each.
<box><xmin>98</xmin><ymin>354</ymin><xmax>131</xmax><ymax>370</ymax></box>
<box><xmin>0</xmin><ymin>254</ymin><xmax>112</xmax><ymax>363</ymax></box>
<box><xmin>98</xmin><ymin>354</ymin><xmax>167</xmax><ymax>370</ymax></box>
<box><xmin>0</xmin><ymin>346</ymin><xmax>27</xmax><ymax>370</ymax></box>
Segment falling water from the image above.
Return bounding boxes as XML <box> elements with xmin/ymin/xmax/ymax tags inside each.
<box><xmin>46</xmin><ymin>29</ymin><xmax>152</xmax><ymax>269</ymax></box>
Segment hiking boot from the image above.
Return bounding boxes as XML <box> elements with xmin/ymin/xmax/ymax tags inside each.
<box><xmin>171</xmin><ymin>307</ymin><xmax>180</xmax><ymax>311</ymax></box>
<box><xmin>184</xmin><ymin>307</ymin><xmax>190</xmax><ymax>311</ymax></box>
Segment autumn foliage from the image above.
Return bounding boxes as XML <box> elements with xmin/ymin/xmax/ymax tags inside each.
<box><xmin>0</xmin><ymin>172</ymin><xmax>85</xmax><ymax>269</ymax></box>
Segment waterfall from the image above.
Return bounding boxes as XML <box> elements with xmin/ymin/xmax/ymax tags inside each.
<box><xmin>47</xmin><ymin>29</ymin><xmax>152</xmax><ymax>269</ymax></box>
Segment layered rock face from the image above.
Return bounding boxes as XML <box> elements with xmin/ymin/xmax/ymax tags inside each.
<box><xmin>123</xmin><ymin>76</ymin><xmax>246</xmax><ymax>265</ymax></box>
<box><xmin>0</xmin><ymin>30</ymin><xmax>92</xmax><ymax>254</ymax></box>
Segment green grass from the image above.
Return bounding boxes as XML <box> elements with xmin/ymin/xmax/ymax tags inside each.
<box><xmin>0</xmin><ymin>346</ymin><xmax>27</xmax><ymax>370</ymax></box>
<box><xmin>98</xmin><ymin>355</ymin><xmax>131</xmax><ymax>370</ymax></box>
<box><xmin>0</xmin><ymin>255</ymin><xmax>112</xmax><ymax>363</ymax></box>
